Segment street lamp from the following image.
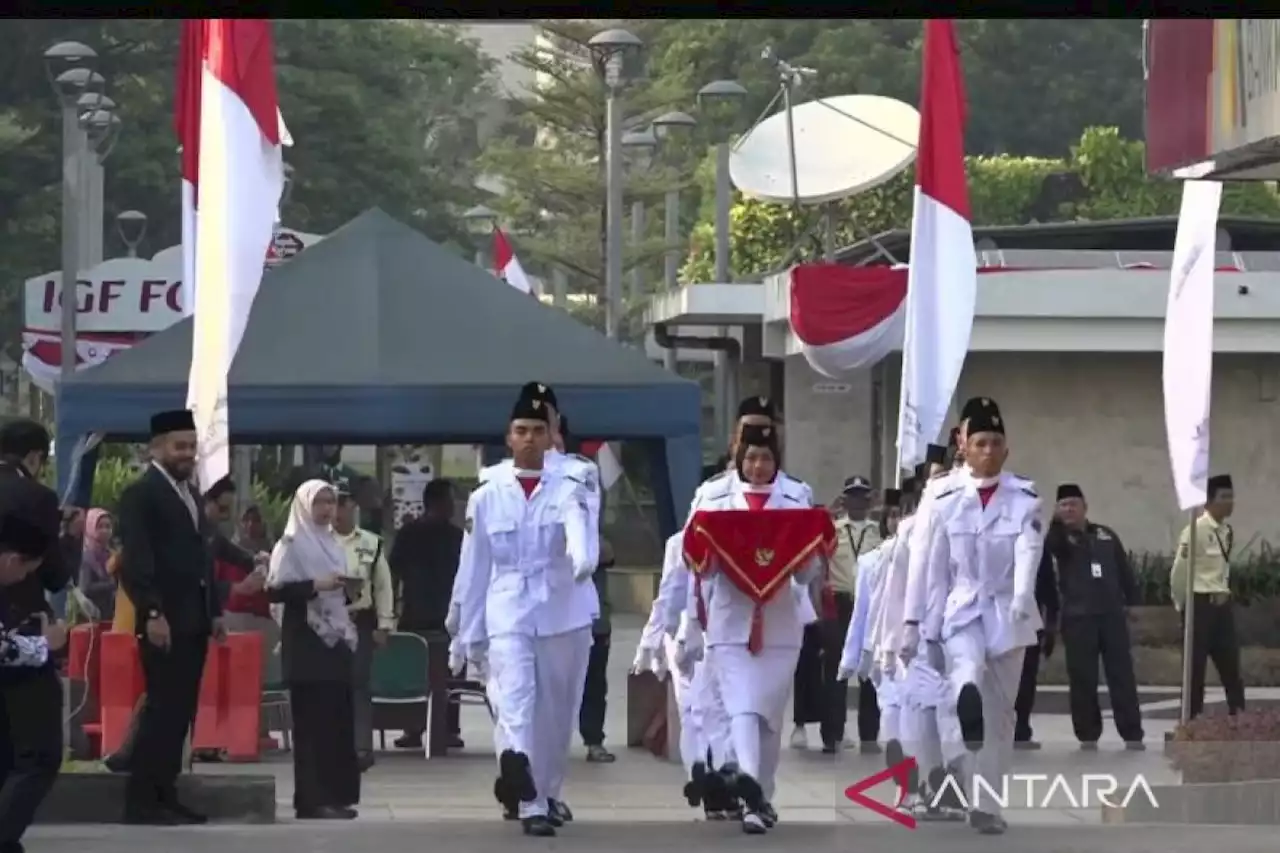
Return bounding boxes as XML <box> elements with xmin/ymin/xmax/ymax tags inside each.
<box><xmin>462</xmin><ymin>204</ymin><xmax>499</xmax><ymax>268</ymax></box>
<box><xmin>651</xmin><ymin>111</ymin><xmax>698</xmax><ymax>293</ymax></box>
<box><xmin>116</xmin><ymin>210</ymin><xmax>147</xmax><ymax>257</ymax></box>
<box><xmin>588</xmin><ymin>28</ymin><xmax>644</xmax><ymax>339</ymax></box>
<box><xmin>697</xmin><ymin>79</ymin><xmax>749</xmax><ymax>450</ymax></box>
<box><xmin>621</xmin><ymin>127</ymin><xmax>659</xmax><ymax>306</ymax></box>
<box><xmin>44</xmin><ymin>42</ymin><xmax>100</xmax><ymax>392</ymax></box>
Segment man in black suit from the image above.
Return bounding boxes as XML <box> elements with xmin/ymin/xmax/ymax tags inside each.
<box><xmin>117</xmin><ymin>410</ymin><xmax>226</xmax><ymax>825</ymax></box>
<box><xmin>0</xmin><ymin>419</ymin><xmax>69</xmax><ymax>853</ymax></box>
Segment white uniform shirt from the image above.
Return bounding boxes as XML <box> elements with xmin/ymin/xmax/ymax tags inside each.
<box><xmin>638</xmin><ymin>532</ymin><xmax>689</xmax><ymax>651</ymax></box>
<box><xmin>692</xmin><ymin>472</ymin><xmax>822</xmax><ymax>650</ymax></box>
<box><xmin>839</xmin><ymin>542</ymin><xmax>890</xmax><ymax>672</ymax></box>
<box><xmin>909</xmin><ymin>469</ymin><xmax>1045</xmax><ymax>657</ymax></box>
<box><xmin>481</xmin><ymin>448</ymin><xmax>603</xmax><ymax>533</ymax></box>
<box><xmin>452</xmin><ymin>466</ymin><xmax>598</xmax><ymax>645</ymax></box>
<box><xmin>869</xmin><ymin>514</ymin><xmax>916</xmax><ymax>665</ymax></box>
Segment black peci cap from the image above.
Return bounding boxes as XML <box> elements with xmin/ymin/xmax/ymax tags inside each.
<box><xmin>150</xmin><ymin>409</ymin><xmax>196</xmax><ymax>438</ymax></box>
<box><xmin>510</xmin><ymin>391</ymin><xmax>551</xmax><ymax>424</ymax></box>
<box><xmin>1056</xmin><ymin>483</ymin><xmax>1084</xmax><ymax>501</ymax></box>
<box><xmin>737</xmin><ymin>396</ymin><xmax>777</xmax><ymax>421</ymax></box>
<box><xmin>738</xmin><ymin>423</ymin><xmax>778</xmax><ymax>449</ymax></box>
<box><xmin>518</xmin><ymin>382</ymin><xmax>558</xmax><ymax>411</ymax></box>
<box><xmin>964</xmin><ymin>398</ymin><xmax>1004</xmax><ymax>436</ymax></box>
<box><xmin>1207</xmin><ymin>474</ymin><xmax>1233</xmax><ymax>496</ymax></box>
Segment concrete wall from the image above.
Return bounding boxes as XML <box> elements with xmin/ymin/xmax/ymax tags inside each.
<box><xmin>783</xmin><ymin>351</ymin><xmax>1280</xmax><ymax>554</ymax></box>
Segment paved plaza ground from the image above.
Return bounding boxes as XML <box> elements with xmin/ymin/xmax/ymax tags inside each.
<box><xmin>26</xmin><ymin>616</ymin><xmax>1280</xmax><ymax>851</ymax></box>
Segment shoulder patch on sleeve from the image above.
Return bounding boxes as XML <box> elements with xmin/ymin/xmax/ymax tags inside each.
<box><xmin>464</xmin><ymin>516</ymin><xmax>474</xmax><ymax>534</ymax></box>
<box><xmin>782</xmin><ymin>493</ymin><xmax>803</xmax><ymax>503</ymax></box>
<box><xmin>1020</xmin><ymin>486</ymin><xmax>1038</xmax><ymax>498</ymax></box>
<box><xmin>937</xmin><ymin>487</ymin><xmax>960</xmax><ymax>500</ymax></box>
<box><xmin>1031</xmin><ymin>519</ymin><xmax>1042</xmax><ymax>533</ymax></box>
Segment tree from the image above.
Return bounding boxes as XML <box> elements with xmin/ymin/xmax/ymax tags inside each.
<box><xmin>678</xmin><ymin>127</ymin><xmax>1280</xmax><ymax>283</ymax></box>
<box><xmin>0</xmin><ymin>20</ymin><xmax>494</xmax><ymax>349</ymax></box>
<box><xmin>476</xmin><ymin>20</ymin><xmax>691</xmax><ymax>332</ymax></box>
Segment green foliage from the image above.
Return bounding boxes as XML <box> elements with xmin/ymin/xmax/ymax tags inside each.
<box><xmin>679</xmin><ymin>126</ymin><xmax>1280</xmax><ymax>283</ymax></box>
<box><xmin>0</xmin><ymin>21</ymin><xmax>494</xmax><ymax>349</ymax></box>
<box><xmin>88</xmin><ymin>457</ymin><xmax>137</xmax><ymax>511</ymax></box>
<box><xmin>247</xmin><ymin>478</ymin><xmax>291</xmax><ymax>540</ymax></box>
<box><xmin>1129</xmin><ymin>551</ymin><xmax>1280</xmax><ymax>607</ymax></box>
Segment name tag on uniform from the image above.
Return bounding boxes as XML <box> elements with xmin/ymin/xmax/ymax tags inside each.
<box><xmin>1090</xmin><ymin>562</ymin><xmax>1103</xmax><ymax>579</ymax></box>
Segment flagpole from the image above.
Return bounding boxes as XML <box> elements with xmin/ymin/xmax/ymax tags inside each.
<box><xmin>1179</xmin><ymin>510</ymin><xmax>1198</xmax><ymax>725</ymax></box>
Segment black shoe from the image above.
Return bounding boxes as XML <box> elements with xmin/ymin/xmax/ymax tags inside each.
<box><xmin>1013</xmin><ymin>739</ymin><xmax>1042</xmax><ymax>751</ymax></box>
<box><xmin>502</xmin><ymin>805</ymin><xmax>519</xmax><ymax>821</ymax></box>
<box><xmin>522</xmin><ymin>816</ymin><xmax>556</xmax><ymax>837</ymax></box>
<box><xmin>499</xmin><ymin>749</ymin><xmax>537</xmax><ymax>803</ymax></box>
<box><xmin>544</xmin><ymin>810</ymin><xmax>564</xmax><ymax>828</ymax></box>
<box><xmin>957</xmin><ymin>682</ymin><xmax>984</xmax><ymax>751</ymax></box>
<box><xmin>296</xmin><ymin>805</ymin><xmax>355</xmax><ymax>820</ymax></box>
<box><xmin>821</xmin><ymin>741</ymin><xmax>838</xmax><ymax>754</ymax></box>
<box><xmin>549</xmin><ymin>798</ymin><xmax>573</xmax><ymax>824</ymax></box>
<box><xmin>448</xmin><ymin>735</ymin><xmax>465</xmax><ymax>750</ymax></box>
<box><xmin>731</xmin><ymin>770</ymin><xmax>765</xmax><ymax>813</ymax></box>
<box><xmin>394</xmin><ymin>733</ymin><xmax>423</xmax><ymax>749</ymax></box>
<box><xmin>684</xmin><ymin>761</ymin><xmax>706</xmax><ymax>807</ymax></box>
<box><xmin>1125</xmin><ymin>740</ymin><xmax>1146</xmax><ymax>751</ymax></box>
<box><xmin>885</xmin><ymin>738</ymin><xmax>904</xmax><ymax>768</ymax></box>
<box><xmin>123</xmin><ymin>806</ymin><xmax>184</xmax><ymax>826</ymax></box>
<box><xmin>102</xmin><ymin>752</ymin><xmax>131</xmax><ymax>774</ymax></box>
<box><xmin>357</xmin><ymin>751</ymin><xmax>376</xmax><ymax>773</ymax></box>
<box><xmin>162</xmin><ymin>797</ymin><xmax>208</xmax><ymax>825</ymax></box>
<box><xmin>192</xmin><ymin>748</ymin><xmax>223</xmax><ymax>763</ymax></box>
<box><xmin>585</xmin><ymin>744</ymin><xmax>616</xmax><ymax>763</ymax></box>
<box><xmin>759</xmin><ymin>802</ymin><xmax>778</xmax><ymax>828</ymax></box>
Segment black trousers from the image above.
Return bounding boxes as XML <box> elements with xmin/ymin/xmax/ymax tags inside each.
<box><xmin>1185</xmin><ymin>595</ymin><xmax>1246</xmax><ymax>719</ymax></box>
<box><xmin>1014</xmin><ymin>641</ymin><xmax>1041</xmax><ymax>742</ymax></box>
<box><xmin>126</xmin><ymin>635</ymin><xmax>207</xmax><ymax>805</ymax></box>
<box><xmin>290</xmin><ymin>682</ymin><xmax>360</xmax><ymax>812</ymax></box>
<box><xmin>793</xmin><ymin>624</ymin><xmax>824</xmax><ymax>726</ymax></box>
<box><xmin>0</xmin><ymin>668</ymin><xmax>63</xmax><ymax>846</ymax></box>
<box><xmin>1062</xmin><ymin>612</ymin><xmax>1144</xmax><ymax>742</ymax></box>
<box><xmin>579</xmin><ymin>632</ymin><xmax>610</xmax><ymax>747</ymax></box>
<box><xmin>819</xmin><ymin>593</ymin><xmax>877</xmax><ymax>745</ymax></box>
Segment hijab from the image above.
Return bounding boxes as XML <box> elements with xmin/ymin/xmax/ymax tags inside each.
<box><xmin>266</xmin><ymin>479</ymin><xmax>356</xmax><ymax>650</ymax></box>
<box><xmin>81</xmin><ymin>508</ymin><xmax>112</xmax><ymax>579</ymax></box>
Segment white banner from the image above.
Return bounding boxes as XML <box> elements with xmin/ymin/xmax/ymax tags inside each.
<box><xmin>1162</xmin><ymin>180</ymin><xmax>1222</xmax><ymax>511</ymax></box>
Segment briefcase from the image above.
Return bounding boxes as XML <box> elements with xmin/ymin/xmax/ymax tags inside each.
<box><xmin>626</xmin><ymin>671</ymin><xmax>667</xmax><ymax>754</ymax></box>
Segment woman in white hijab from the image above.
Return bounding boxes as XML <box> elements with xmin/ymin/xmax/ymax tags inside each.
<box><xmin>267</xmin><ymin>479</ymin><xmax>361</xmax><ymax>820</ymax></box>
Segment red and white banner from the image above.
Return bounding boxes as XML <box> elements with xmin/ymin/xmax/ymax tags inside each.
<box><xmin>895</xmin><ymin>19</ymin><xmax>977</xmax><ymax>471</ymax></box>
<box><xmin>493</xmin><ymin>227</ymin><xmax>534</xmax><ymax>295</ymax></box>
<box><xmin>179</xmin><ymin>19</ymin><xmax>287</xmax><ymax>488</ymax></box>
<box><xmin>790</xmin><ymin>265</ymin><xmax>909</xmax><ymax>377</ymax></box>
<box><xmin>21</xmin><ymin>331</ymin><xmax>140</xmax><ymax>395</ymax></box>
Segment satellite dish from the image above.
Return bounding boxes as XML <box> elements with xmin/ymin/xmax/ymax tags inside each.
<box><xmin>730</xmin><ymin>94</ymin><xmax>920</xmax><ymax>206</ymax></box>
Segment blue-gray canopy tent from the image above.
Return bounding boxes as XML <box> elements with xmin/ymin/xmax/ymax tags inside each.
<box><xmin>56</xmin><ymin>208</ymin><xmax>702</xmax><ymax>536</ymax></box>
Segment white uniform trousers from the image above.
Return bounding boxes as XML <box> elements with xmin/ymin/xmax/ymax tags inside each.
<box><xmin>943</xmin><ymin>621</ymin><xmax>1025</xmax><ymax>819</ymax></box>
<box><xmin>664</xmin><ymin>635</ymin><xmax>704</xmax><ymax>777</ymax></box>
<box><xmin>489</xmin><ymin>628</ymin><xmax>593</xmax><ymax>819</ymax></box>
<box><xmin>710</xmin><ymin>645</ymin><xmax>796</xmax><ymax>802</ymax></box>
<box><xmin>688</xmin><ymin>649</ymin><xmax>733</xmax><ymax>770</ymax></box>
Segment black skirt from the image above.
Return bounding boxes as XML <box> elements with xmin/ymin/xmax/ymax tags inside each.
<box><xmin>289</xmin><ymin>682</ymin><xmax>360</xmax><ymax>811</ymax></box>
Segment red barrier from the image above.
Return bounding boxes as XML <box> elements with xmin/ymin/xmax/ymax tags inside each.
<box><xmin>99</xmin><ymin>632</ymin><xmax>145</xmax><ymax>756</ymax></box>
<box><xmin>222</xmin><ymin>632</ymin><xmax>263</xmax><ymax>761</ymax></box>
<box><xmin>96</xmin><ymin>630</ymin><xmax>266</xmax><ymax>761</ymax></box>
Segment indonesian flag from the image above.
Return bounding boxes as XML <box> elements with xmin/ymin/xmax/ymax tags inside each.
<box><xmin>177</xmin><ymin>20</ymin><xmax>287</xmax><ymax>488</ymax></box>
<box><xmin>578</xmin><ymin>440</ymin><xmax>624</xmax><ymax>490</ymax></box>
<box><xmin>493</xmin><ymin>227</ymin><xmax>534</xmax><ymax>295</ymax></box>
<box><xmin>791</xmin><ymin>265</ymin><xmax>909</xmax><ymax>375</ymax></box>
<box><xmin>20</xmin><ymin>330</ymin><xmax>137</xmax><ymax>396</ymax></box>
<box><xmin>684</xmin><ymin>508</ymin><xmax>835</xmax><ymax>653</ymax></box>
<box><xmin>894</xmin><ymin>19</ymin><xmax>977</xmax><ymax>473</ymax></box>
<box><xmin>1162</xmin><ymin>180</ymin><xmax>1222</xmax><ymax>510</ymax></box>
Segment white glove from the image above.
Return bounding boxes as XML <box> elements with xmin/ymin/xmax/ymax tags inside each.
<box><xmin>856</xmin><ymin>649</ymin><xmax>874</xmax><ymax>680</ymax></box>
<box><xmin>631</xmin><ymin>646</ymin><xmax>656</xmax><ymax>675</ymax></box>
<box><xmin>650</xmin><ymin>649</ymin><xmax>670</xmax><ymax>681</ymax></box>
<box><xmin>899</xmin><ymin>623</ymin><xmax>921</xmax><ymax>663</ymax></box>
<box><xmin>444</xmin><ymin>601</ymin><xmax>460</xmax><ymax>636</ymax></box>
<box><xmin>836</xmin><ymin>666</ymin><xmax>855</xmax><ymax>682</ymax></box>
<box><xmin>673</xmin><ymin>640</ymin><xmax>701</xmax><ymax>676</ymax></box>
<box><xmin>470</xmin><ymin>655</ymin><xmax>491</xmax><ymax>684</ymax></box>
<box><xmin>1011</xmin><ymin>597</ymin><xmax>1036</xmax><ymax>623</ymax></box>
<box><xmin>448</xmin><ymin>640</ymin><xmax>466</xmax><ymax>676</ymax></box>
<box><xmin>464</xmin><ymin>640</ymin><xmax>488</xmax><ymax>675</ymax></box>
<box><xmin>574</xmin><ymin>563</ymin><xmax>594</xmax><ymax>583</ymax></box>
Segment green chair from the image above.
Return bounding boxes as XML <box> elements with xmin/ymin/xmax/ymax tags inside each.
<box><xmin>371</xmin><ymin>631</ymin><xmax>430</xmax><ymax>752</ymax></box>
<box><xmin>261</xmin><ymin>649</ymin><xmax>292</xmax><ymax>751</ymax></box>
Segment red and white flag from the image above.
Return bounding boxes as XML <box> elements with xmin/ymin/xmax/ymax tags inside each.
<box><xmin>177</xmin><ymin>20</ymin><xmax>287</xmax><ymax>488</ymax></box>
<box><xmin>493</xmin><ymin>227</ymin><xmax>534</xmax><ymax>295</ymax></box>
<box><xmin>894</xmin><ymin>20</ymin><xmax>977</xmax><ymax>474</ymax></box>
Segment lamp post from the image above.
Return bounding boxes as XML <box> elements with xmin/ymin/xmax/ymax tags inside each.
<box><xmin>462</xmin><ymin>204</ymin><xmax>499</xmax><ymax>269</ymax></box>
<box><xmin>621</xmin><ymin>126</ymin><xmax>658</xmax><ymax>307</ymax></box>
<box><xmin>650</xmin><ymin>110</ymin><xmax>698</xmax><ymax>372</ymax></box>
<box><xmin>588</xmin><ymin>28</ymin><xmax>644</xmax><ymax>340</ymax></box>
<box><xmin>44</xmin><ymin>42</ymin><xmax>99</xmax><ymax>391</ymax></box>
<box><xmin>697</xmin><ymin>79</ymin><xmax>749</xmax><ymax>450</ymax></box>
<box><xmin>77</xmin><ymin>91</ymin><xmax>114</xmax><ymax>266</ymax></box>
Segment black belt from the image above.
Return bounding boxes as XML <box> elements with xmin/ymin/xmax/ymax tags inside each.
<box><xmin>1193</xmin><ymin>592</ymin><xmax>1231</xmax><ymax>606</ymax></box>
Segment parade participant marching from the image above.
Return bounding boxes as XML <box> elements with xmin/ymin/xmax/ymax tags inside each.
<box><xmin>901</xmin><ymin>398</ymin><xmax>1045</xmax><ymax>836</ymax></box>
<box><xmin>684</xmin><ymin>424</ymin><xmax>834</xmax><ymax>835</ymax></box>
<box><xmin>450</xmin><ymin>386</ymin><xmax>598</xmax><ymax>837</ymax></box>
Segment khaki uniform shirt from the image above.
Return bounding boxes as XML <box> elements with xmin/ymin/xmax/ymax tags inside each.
<box><xmin>829</xmin><ymin>517</ymin><xmax>882</xmax><ymax>595</ymax></box>
<box><xmin>1170</xmin><ymin>512</ymin><xmax>1233</xmax><ymax>612</ymax></box>
<box><xmin>336</xmin><ymin>528</ymin><xmax>396</xmax><ymax>630</ymax></box>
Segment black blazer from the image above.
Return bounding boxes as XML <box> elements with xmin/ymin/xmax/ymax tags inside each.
<box><xmin>0</xmin><ymin>462</ymin><xmax>70</xmax><ymax>624</ymax></box>
<box><xmin>117</xmin><ymin>466</ymin><xmax>222</xmax><ymax>637</ymax></box>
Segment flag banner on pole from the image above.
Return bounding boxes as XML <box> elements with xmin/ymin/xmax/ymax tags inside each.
<box><xmin>178</xmin><ymin>20</ymin><xmax>286</xmax><ymax>489</ymax></box>
<box><xmin>894</xmin><ymin>19</ymin><xmax>977</xmax><ymax>473</ymax></box>
<box><xmin>493</xmin><ymin>227</ymin><xmax>535</xmax><ymax>295</ymax></box>
<box><xmin>1163</xmin><ymin>180</ymin><xmax>1222</xmax><ymax>511</ymax></box>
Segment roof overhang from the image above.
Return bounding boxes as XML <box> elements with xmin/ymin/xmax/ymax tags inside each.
<box><xmin>646</xmin><ymin>283</ymin><xmax>764</xmax><ymax>326</ymax></box>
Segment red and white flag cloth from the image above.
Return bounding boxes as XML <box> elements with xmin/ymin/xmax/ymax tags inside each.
<box><xmin>177</xmin><ymin>20</ymin><xmax>287</xmax><ymax>488</ymax></box>
<box><xmin>493</xmin><ymin>227</ymin><xmax>534</xmax><ymax>295</ymax></box>
<box><xmin>790</xmin><ymin>265</ymin><xmax>910</xmax><ymax>375</ymax></box>
<box><xmin>894</xmin><ymin>19</ymin><xmax>977</xmax><ymax>473</ymax></box>
<box><xmin>20</xmin><ymin>331</ymin><xmax>137</xmax><ymax>395</ymax></box>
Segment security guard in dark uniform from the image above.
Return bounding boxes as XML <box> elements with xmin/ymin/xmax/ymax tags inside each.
<box><xmin>1046</xmin><ymin>483</ymin><xmax>1144</xmax><ymax>748</ymax></box>
<box><xmin>0</xmin><ymin>419</ymin><xmax>70</xmax><ymax>853</ymax></box>
<box><xmin>1012</xmin><ymin>519</ymin><xmax>1060</xmax><ymax>750</ymax></box>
